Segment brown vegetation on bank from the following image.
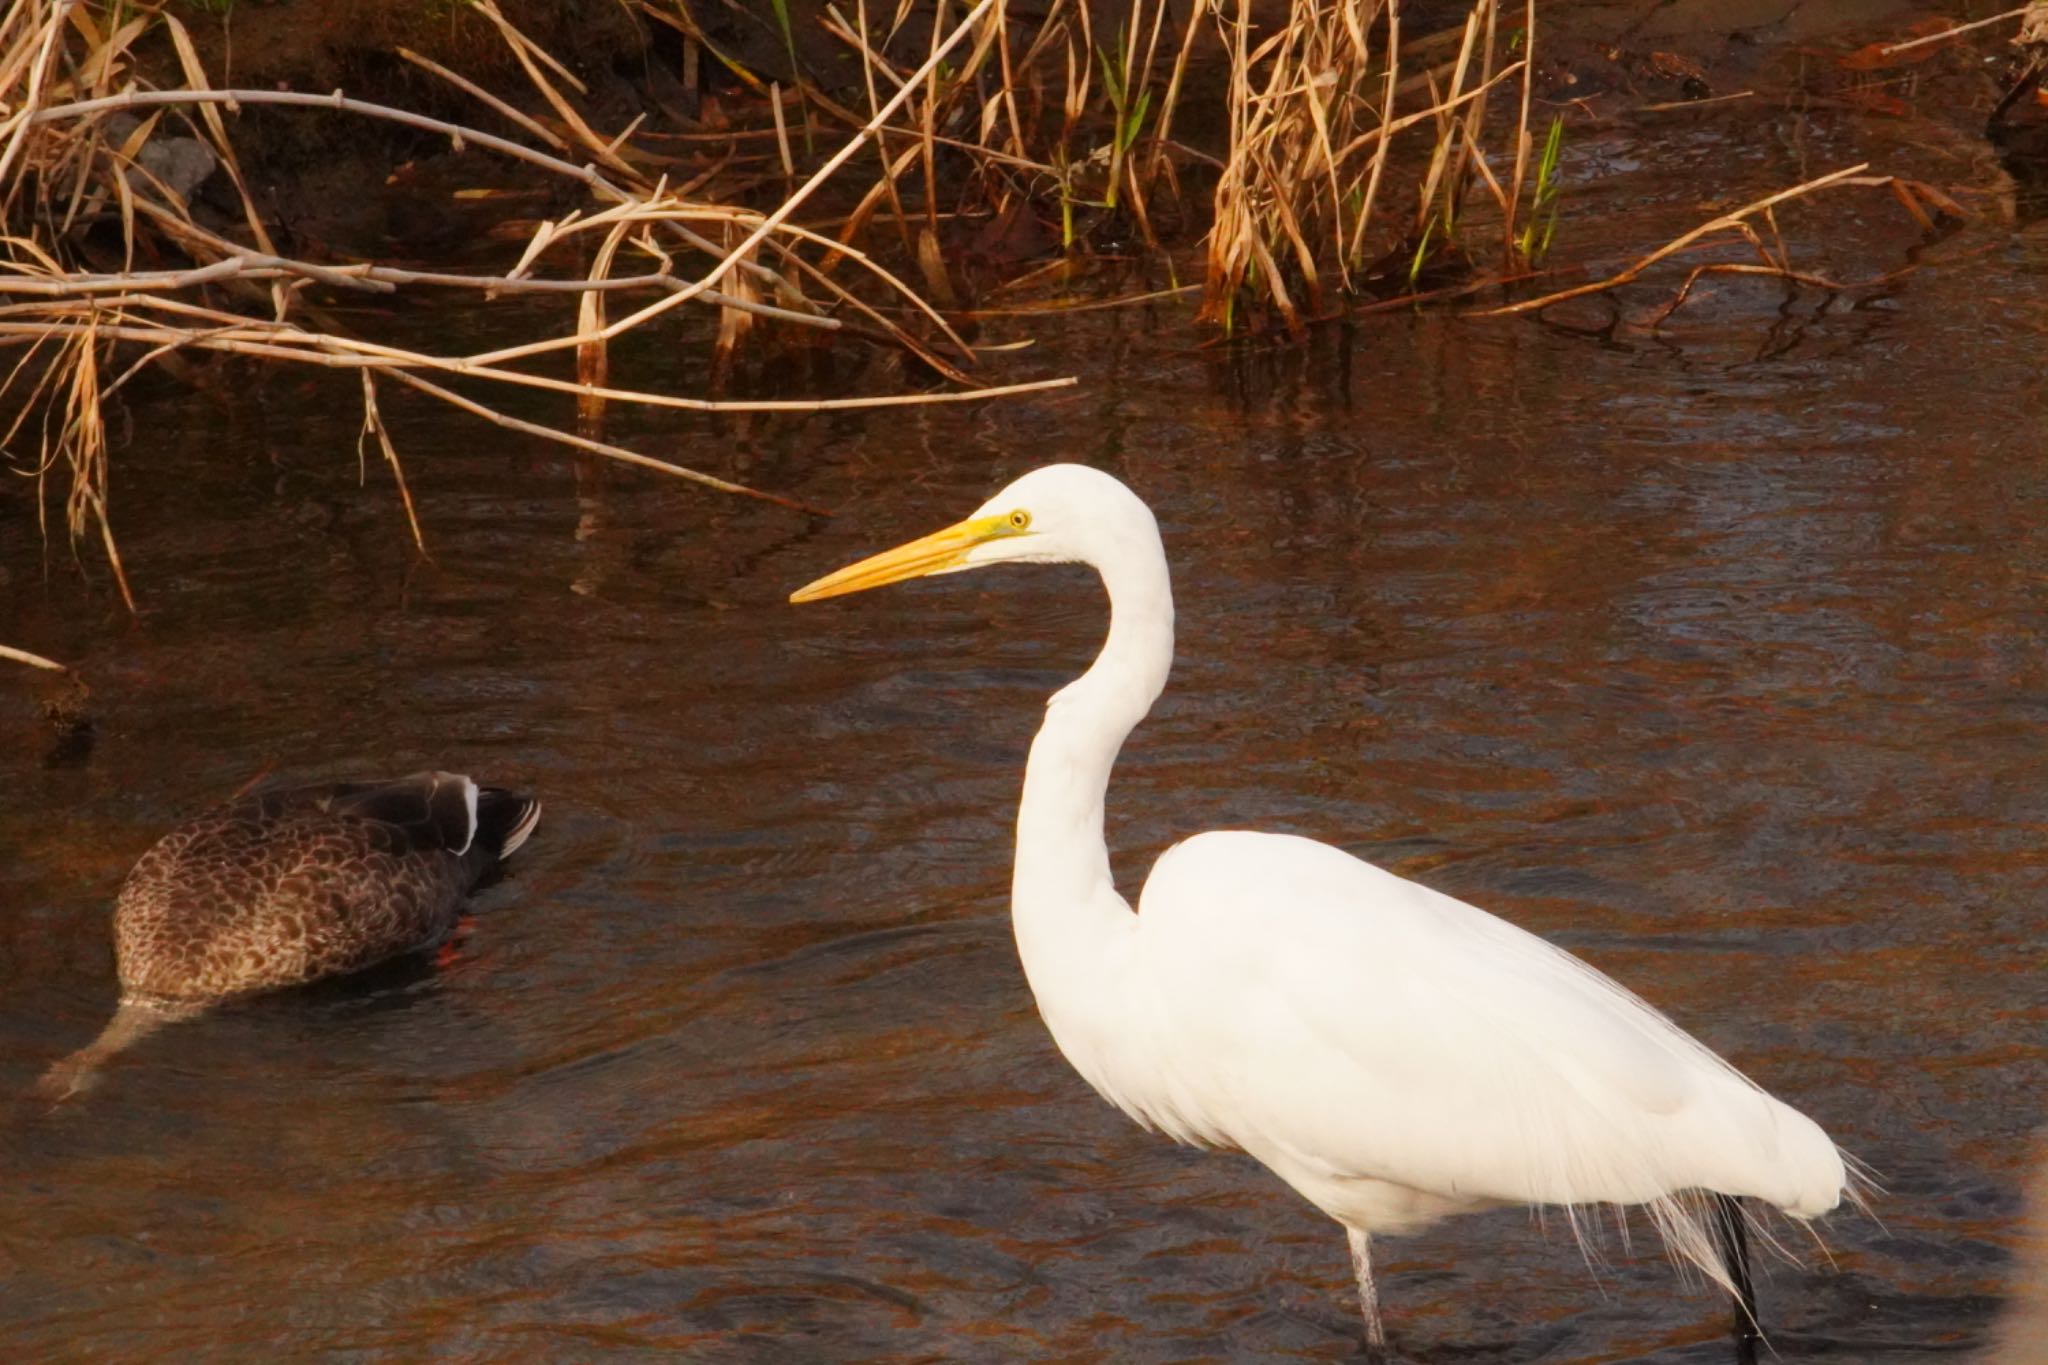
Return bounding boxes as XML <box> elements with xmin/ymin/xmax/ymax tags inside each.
<box><xmin>0</xmin><ymin>0</ymin><xmax>1980</xmax><ymax>608</ymax></box>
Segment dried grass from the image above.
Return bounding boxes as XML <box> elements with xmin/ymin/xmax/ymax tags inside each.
<box><xmin>0</xmin><ymin>0</ymin><xmax>1070</xmax><ymax>604</ymax></box>
<box><xmin>742</xmin><ymin>0</ymin><xmax>1551</xmax><ymax>332</ymax></box>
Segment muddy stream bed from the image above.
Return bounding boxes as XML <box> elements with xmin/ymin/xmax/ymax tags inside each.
<box><xmin>2</xmin><ymin>36</ymin><xmax>2046</xmax><ymax>1363</ymax></box>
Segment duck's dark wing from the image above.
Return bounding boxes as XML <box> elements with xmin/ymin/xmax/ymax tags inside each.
<box><xmin>246</xmin><ymin>772</ymin><xmax>540</xmax><ymax>862</ymax></box>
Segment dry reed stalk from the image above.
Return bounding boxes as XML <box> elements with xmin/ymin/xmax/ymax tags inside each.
<box><xmin>159</xmin><ymin>11</ymin><xmax>275</xmax><ymax>256</ymax></box>
<box><xmin>44</xmin><ymin>318</ymin><xmax>135</xmax><ymax>612</ymax></box>
<box><xmin>575</xmin><ymin>218</ymin><xmax>633</xmax><ymax>435</ymax></box>
<box><xmin>1411</xmin><ymin>6</ymin><xmax>1486</xmax><ymax>240</ymax></box>
<box><xmin>1501</xmin><ymin>0</ymin><xmax>1535</xmax><ymax>262</ymax></box>
<box><xmin>0</xmin><ymin>643</ymin><xmax>69</xmax><ymax>671</ymax></box>
<box><xmin>823</xmin><ymin>0</ymin><xmax>915</xmax><ymax>259</ymax></box>
<box><xmin>374</xmin><ymin>368</ymin><xmax>792</xmax><ymax>513</ymax></box>
<box><xmin>395</xmin><ymin>45</ymin><xmax>572</xmax><ymax>152</ymax></box>
<box><xmin>1199</xmin><ymin>0</ymin><xmax>1539</xmax><ymax>332</ymax></box>
<box><xmin>965</xmin><ymin>281</ymin><xmax>1201</xmax><ymax>316</ymax></box>
<box><xmin>806</xmin><ymin>0</ymin><xmax>1210</xmax><ymax>268</ymax></box>
<box><xmin>1207</xmin><ymin>0</ymin><xmax>1363</xmax><ymax>329</ymax></box>
<box><xmin>356</xmin><ymin>372</ymin><xmax>428</xmax><ymax>554</ymax></box>
<box><xmin>1196</xmin><ymin>0</ymin><xmax>1556</xmax><ymax>327</ymax></box>
<box><xmin>467</xmin><ymin>0</ymin><xmax>640</xmax><ymax>179</ymax></box>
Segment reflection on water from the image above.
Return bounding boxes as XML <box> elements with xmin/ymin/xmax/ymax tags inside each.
<box><xmin>4</xmin><ymin>95</ymin><xmax>2046</xmax><ymax>1364</ymax></box>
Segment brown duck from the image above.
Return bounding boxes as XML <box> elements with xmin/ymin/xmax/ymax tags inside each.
<box><xmin>40</xmin><ymin>771</ymin><xmax>540</xmax><ymax>1098</ymax></box>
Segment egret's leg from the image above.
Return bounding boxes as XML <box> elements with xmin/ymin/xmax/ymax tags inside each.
<box><xmin>1711</xmin><ymin>1193</ymin><xmax>1760</xmax><ymax>1357</ymax></box>
<box><xmin>1346</xmin><ymin>1226</ymin><xmax>1386</xmax><ymax>1350</ymax></box>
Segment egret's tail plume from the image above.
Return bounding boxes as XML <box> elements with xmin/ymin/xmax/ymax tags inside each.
<box><xmin>1640</xmin><ymin>1189</ymin><xmax>1784</xmax><ymax>1303</ymax></box>
<box><xmin>1843</xmin><ymin>1149</ymin><xmax>1885</xmax><ymax>1217</ymax></box>
<box><xmin>33</xmin><ymin>1003</ymin><xmax>179</xmax><ymax>1104</ymax></box>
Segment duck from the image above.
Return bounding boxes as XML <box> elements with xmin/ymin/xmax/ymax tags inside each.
<box><xmin>38</xmin><ymin>770</ymin><xmax>540</xmax><ymax>1099</ymax></box>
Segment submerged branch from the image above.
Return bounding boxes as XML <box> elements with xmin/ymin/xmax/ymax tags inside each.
<box><xmin>1479</xmin><ymin>164</ymin><xmax>1873</xmax><ymax>317</ymax></box>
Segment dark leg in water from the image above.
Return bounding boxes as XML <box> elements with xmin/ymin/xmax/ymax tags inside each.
<box><xmin>1712</xmin><ymin>1193</ymin><xmax>1759</xmax><ymax>1362</ymax></box>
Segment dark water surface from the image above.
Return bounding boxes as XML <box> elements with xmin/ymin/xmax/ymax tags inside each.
<box><xmin>4</xmin><ymin>95</ymin><xmax>2046</xmax><ymax>1363</ymax></box>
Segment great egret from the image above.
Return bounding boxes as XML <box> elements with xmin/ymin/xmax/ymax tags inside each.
<box><xmin>792</xmin><ymin>464</ymin><xmax>1851</xmax><ymax>1350</ymax></box>
<box><xmin>39</xmin><ymin>771</ymin><xmax>540</xmax><ymax>1099</ymax></box>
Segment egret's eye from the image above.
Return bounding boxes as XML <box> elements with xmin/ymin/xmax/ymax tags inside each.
<box><xmin>1007</xmin><ymin>509</ymin><xmax>1032</xmax><ymax>531</ymax></box>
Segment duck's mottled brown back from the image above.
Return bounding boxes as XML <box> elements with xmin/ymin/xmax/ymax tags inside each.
<box><xmin>112</xmin><ymin>771</ymin><xmax>540</xmax><ymax>1002</ymax></box>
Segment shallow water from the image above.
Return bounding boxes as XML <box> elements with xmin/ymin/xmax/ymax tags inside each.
<box><xmin>4</xmin><ymin>58</ymin><xmax>2046</xmax><ymax>1365</ymax></box>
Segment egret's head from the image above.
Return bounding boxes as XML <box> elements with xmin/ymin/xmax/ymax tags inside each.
<box><xmin>790</xmin><ymin>463</ymin><xmax>1153</xmax><ymax>603</ymax></box>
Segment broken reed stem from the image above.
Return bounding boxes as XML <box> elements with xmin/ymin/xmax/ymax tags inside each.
<box><xmin>771</xmin><ymin>82</ymin><xmax>795</xmax><ymax>182</ymax></box>
<box><xmin>0</xmin><ymin>643</ymin><xmax>69</xmax><ymax>671</ymax></box>
<box><xmin>356</xmin><ymin>371</ymin><xmax>428</xmax><ymax>554</ymax></box>
<box><xmin>1481</xmin><ymin>164</ymin><xmax>1872</xmax><ymax>315</ymax></box>
<box><xmin>1879</xmin><ymin>5</ymin><xmax>2030</xmax><ymax>54</ymax></box>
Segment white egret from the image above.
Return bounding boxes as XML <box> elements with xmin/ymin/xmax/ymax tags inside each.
<box><xmin>792</xmin><ymin>464</ymin><xmax>1851</xmax><ymax>1351</ymax></box>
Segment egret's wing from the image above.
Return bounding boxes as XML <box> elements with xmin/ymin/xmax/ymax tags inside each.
<box><xmin>1131</xmin><ymin>831</ymin><xmax>1842</xmax><ymax>1222</ymax></box>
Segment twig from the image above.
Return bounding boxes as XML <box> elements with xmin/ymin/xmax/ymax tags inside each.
<box><xmin>0</xmin><ymin>643</ymin><xmax>67</xmax><ymax>671</ymax></box>
<box><xmin>0</xmin><ymin>257</ymin><xmax>257</xmax><ymax>295</ymax></box>
<box><xmin>964</xmin><ymin>283</ymin><xmax>1203</xmax><ymax>316</ymax></box>
<box><xmin>1637</xmin><ymin>90</ymin><xmax>1756</xmax><ymax>113</ymax></box>
<box><xmin>1329</xmin><ymin>58</ymin><xmax>1527</xmax><ymax>163</ymax></box>
<box><xmin>0</xmin><ymin>316</ymin><xmax>1075</xmax><ymax>414</ymax></box>
<box><xmin>357</xmin><ymin>372</ymin><xmax>428</xmax><ymax>554</ymax></box>
<box><xmin>25</xmin><ymin>87</ymin><xmax>621</xmax><ymax>197</ymax></box>
<box><xmin>0</xmin><ymin>255</ymin><xmax>842</xmax><ymax>330</ymax></box>
<box><xmin>1645</xmin><ymin>261</ymin><xmax>1844</xmax><ymax>329</ymax></box>
<box><xmin>396</xmin><ymin>45</ymin><xmax>571</xmax><ymax>151</ymax></box>
<box><xmin>376</xmin><ymin>366</ymin><xmax>826</xmax><ymax>515</ymax></box>
<box><xmin>1880</xmin><ymin>6</ymin><xmax>2030</xmax><ymax>55</ymax></box>
<box><xmin>1479</xmin><ymin>163</ymin><xmax>1870</xmax><ymax>316</ymax></box>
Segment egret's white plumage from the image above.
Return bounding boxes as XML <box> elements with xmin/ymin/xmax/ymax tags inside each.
<box><xmin>792</xmin><ymin>463</ymin><xmax>1849</xmax><ymax>1347</ymax></box>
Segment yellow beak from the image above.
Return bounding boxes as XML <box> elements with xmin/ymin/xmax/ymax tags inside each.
<box><xmin>790</xmin><ymin>514</ymin><xmax>1008</xmax><ymax>603</ymax></box>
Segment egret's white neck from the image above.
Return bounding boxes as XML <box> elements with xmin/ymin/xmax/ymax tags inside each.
<box><xmin>1009</xmin><ymin>529</ymin><xmax>1173</xmax><ymax>1080</ymax></box>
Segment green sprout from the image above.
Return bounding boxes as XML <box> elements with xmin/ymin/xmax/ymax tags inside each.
<box><xmin>1516</xmin><ymin>116</ymin><xmax>1566</xmax><ymax>266</ymax></box>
